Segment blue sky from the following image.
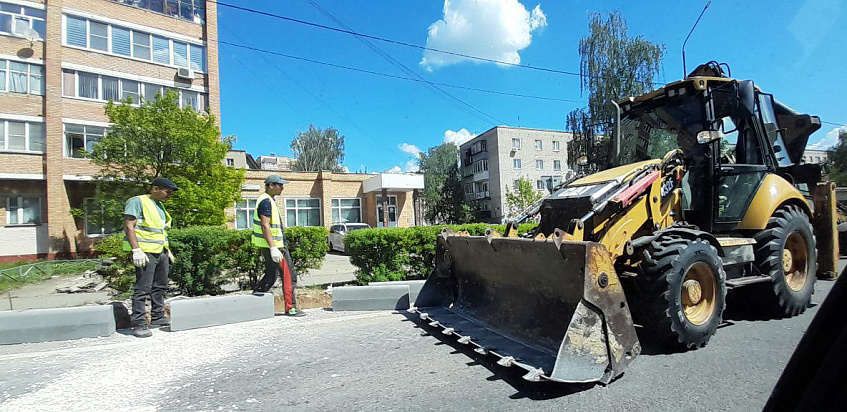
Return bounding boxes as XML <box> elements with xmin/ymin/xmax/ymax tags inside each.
<box><xmin>218</xmin><ymin>0</ymin><xmax>847</xmax><ymax>173</ymax></box>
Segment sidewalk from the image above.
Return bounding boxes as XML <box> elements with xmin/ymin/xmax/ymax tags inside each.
<box><xmin>0</xmin><ymin>276</ymin><xmax>110</xmax><ymax>311</ymax></box>
<box><xmin>299</xmin><ymin>252</ymin><xmax>358</xmax><ymax>286</ymax></box>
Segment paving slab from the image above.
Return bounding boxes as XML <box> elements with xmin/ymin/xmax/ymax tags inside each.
<box><xmin>0</xmin><ymin>305</ymin><xmax>115</xmax><ymax>345</ymax></box>
<box><xmin>169</xmin><ymin>293</ymin><xmax>274</xmax><ymax>332</ymax></box>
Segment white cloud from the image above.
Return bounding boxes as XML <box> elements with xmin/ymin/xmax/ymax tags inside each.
<box><xmin>405</xmin><ymin>159</ymin><xmax>420</xmax><ymax>173</ymax></box>
<box><xmin>398</xmin><ymin>143</ymin><xmax>422</xmax><ymax>156</ymax></box>
<box><xmin>386</xmin><ymin>166</ymin><xmax>402</xmax><ymax>173</ymax></box>
<box><xmin>808</xmin><ymin>126</ymin><xmax>846</xmax><ymax>150</ymax></box>
<box><xmin>443</xmin><ymin>128</ymin><xmax>476</xmax><ymax>146</ymax></box>
<box><xmin>420</xmin><ymin>0</ymin><xmax>547</xmax><ymax>71</ymax></box>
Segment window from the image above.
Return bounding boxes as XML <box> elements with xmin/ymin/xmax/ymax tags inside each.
<box><xmin>0</xmin><ymin>60</ymin><xmax>4</xmax><ymax>92</ymax></box>
<box><xmin>285</xmin><ymin>198</ymin><xmax>321</xmax><ymax>227</ymax></box>
<box><xmin>6</xmin><ymin>196</ymin><xmax>40</xmax><ymax>225</ymax></box>
<box><xmin>536</xmin><ymin>159</ymin><xmax>543</xmax><ymax>170</ymax></box>
<box><xmin>512</xmin><ymin>138</ymin><xmax>521</xmax><ymax>150</ymax></box>
<box><xmin>63</xmin><ymin>69</ymin><xmax>207</xmax><ymax>108</ymax></box>
<box><xmin>234</xmin><ymin>198</ymin><xmax>258</xmax><ymax>230</ymax></box>
<box><xmin>0</xmin><ymin>3</ymin><xmax>46</xmax><ymax>39</ymax></box>
<box><xmin>78</xmin><ymin>71</ymin><xmax>98</xmax><ymax>99</ymax></box>
<box><xmin>107</xmin><ymin>0</ymin><xmax>206</xmax><ymax>24</ymax></box>
<box><xmin>513</xmin><ymin>180</ymin><xmax>520</xmax><ymax>190</ymax></box>
<box><xmin>513</xmin><ymin>158</ymin><xmax>521</xmax><ymax>169</ymax></box>
<box><xmin>332</xmin><ymin>198</ymin><xmax>362</xmax><ymax>223</ymax></box>
<box><xmin>64</xmin><ymin>14</ymin><xmax>206</xmax><ymax>71</ymax></box>
<box><xmin>1</xmin><ymin>60</ymin><xmax>42</xmax><ymax>95</ymax></box>
<box><xmin>553</xmin><ymin>160</ymin><xmax>561</xmax><ymax>171</ymax></box>
<box><xmin>89</xmin><ymin>21</ymin><xmax>108</xmax><ymax>51</ymax></box>
<box><xmin>181</xmin><ymin>89</ymin><xmax>197</xmax><ymax>110</ymax></box>
<box><xmin>464</xmin><ymin>183</ymin><xmax>474</xmax><ymax>194</ymax></box>
<box><xmin>65</xmin><ymin>124</ymin><xmax>106</xmax><ymax>158</ymax></box>
<box><xmin>535</xmin><ymin>140</ymin><xmax>542</xmax><ymax>150</ymax></box>
<box><xmin>102</xmin><ymin>76</ymin><xmax>120</xmax><ymax>101</ymax></box>
<box><xmin>83</xmin><ymin>198</ymin><xmax>120</xmax><ymax>236</ymax></box>
<box><xmin>132</xmin><ymin>32</ymin><xmax>151</xmax><ymax>60</ymax></box>
<box><xmin>552</xmin><ymin>141</ymin><xmax>560</xmax><ymax>151</ymax></box>
<box><xmin>0</xmin><ymin>119</ymin><xmax>44</xmax><ymax>152</ymax></box>
<box><xmin>537</xmin><ymin>180</ymin><xmax>544</xmax><ymax>190</ymax></box>
<box><xmin>144</xmin><ymin>83</ymin><xmax>162</xmax><ymax>101</ymax></box>
<box><xmin>121</xmin><ymin>79</ymin><xmax>139</xmax><ymax>102</ymax></box>
<box><xmin>226</xmin><ymin>158</ymin><xmax>235</xmax><ymax>167</ymax></box>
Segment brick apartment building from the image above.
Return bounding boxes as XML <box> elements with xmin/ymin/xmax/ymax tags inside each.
<box><xmin>0</xmin><ymin>0</ymin><xmax>219</xmax><ymax>261</ymax></box>
<box><xmin>460</xmin><ymin>126</ymin><xmax>573</xmax><ymax>222</ymax></box>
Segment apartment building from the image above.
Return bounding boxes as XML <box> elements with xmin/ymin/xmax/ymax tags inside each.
<box><xmin>0</xmin><ymin>0</ymin><xmax>219</xmax><ymax>261</ymax></box>
<box><xmin>801</xmin><ymin>149</ymin><xmax>832</xmax><ymax>164</ymax></box>
<box><xmin>460</xmin><ymin>126</ymin><xmax>572</xmax><ymax>222</ymax></box>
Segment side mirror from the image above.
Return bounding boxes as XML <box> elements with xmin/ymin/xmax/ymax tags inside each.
<box><xmin>697</xmin><ymin>130</ymin><xmax>723</xmax><ymax>144</ymax></box>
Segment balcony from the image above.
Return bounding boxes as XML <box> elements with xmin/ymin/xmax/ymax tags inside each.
<box><xmin>474</xmin><ymin>191</ymin><xmax>490</xmax><ymax>200</ymax></box>
<box><xmin>472</xmin><ymin>170</ymin><xmax>489</xmax><ymax>182</ymax></box>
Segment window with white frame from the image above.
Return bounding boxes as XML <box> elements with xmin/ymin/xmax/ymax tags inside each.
<box><xmin>0</xmin><ymin>60</ymin><xmax>44</xmax><ymax>95</ymax></box>
<box><xmin>552</xmin><ymin>140</ymin><xmax>560</xmax><ymax>151</ymax></box>
<box><xmin>61</xmin><ymin>69</ymin><xmax>207</xmax><ymax>110</ymax></box>
<box><xmin>106</xmin><ymin>0</ymin><xmax>206</xmax><ymax>25</ymax></box>
<box><xmin>64</xmin><ymin>14</ymin><xmax>207</xmax><ymax>71</ymax></box>
<box><xmin>226</xmin><ymin>158</ymin><xmax>235</xmax><ymax>167</ymax></box>
<box><xmin>553</xmin><ymin>160</ymin><xmax>561</xmax><ymax>171</ymax></box>
<box><xmin>332</xmin><ymin>198</ymin><xmax>362</xmax><ymax>223</ymax></box>
<box><xmin>464</xmin><ymin>183</ymin><xmax>474</xmax><ymax>194</ymax></box>
<box><xmin>83</xmin><ymin>198</ymin><xmax>120</xmax><ymax>236</ymax></box>
<box><xmin>536</xmin><ymin>159</ymin><xmax>543</xmax><ymax>170</ymax></box>
<box><xmin>0</xmin><ymin>2</ymin><xmax>46</xmax><ymax>39</ymax></box>
<box><xmin>513</xmin><ymin>158</ymin><xmax>521</xmax><ymax>169</ymax></box>
<box><xmin>513</xmin><ymin>180</ymin><xmax>520</xmax><ymax>190</ymax></box>
<box><xmin>234</xmin><ymin>198</ymin><xmax>258</xmax><ymax>230</ymax></box>
<box><xmin>285</xmin><ymin>198</ymin><xmax>321</xmax><ymax>227</ymax></box>
<box><xmin>6</xmin><ymin>195</ymin><xmax>40</xmax><ymax>225</ymax></box>
<box><xmin>65</xmin><ymin>124</ymin><xmax>106</xmax><ymax>158</ymax></box>
<box><xmin>535</xmin><ymin>140</ymin><xmax>542</xmax><ymax>150</ymax></box>
<box><xmin>512</xmin><ymin>138</ymin><xmax>521</xmax><ymax>150</ymax></box>
<box><xmin>536</xmin><ymin>180</ymin><xmax>544</xmax><ymax>190</ymax></box>
<box><xmin>0</xmin><ymin>119</ymin><xmax>45</xmax><ymax>153</ymax></box>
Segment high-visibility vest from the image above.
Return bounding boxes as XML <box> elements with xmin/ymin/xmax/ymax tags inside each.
<box><xmin>123</xmin><ymin>195</ymin><xmax>172</xmax><ymax>253</ymax></box>
<box><xmin>252</xmin><ymin>192</ymin><xmax>284</xmax><ymax>248</ymax></box>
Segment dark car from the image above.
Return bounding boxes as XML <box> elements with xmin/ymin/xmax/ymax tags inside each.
<box><xmin>328</xmin><ymin>223</ymin><xmax>371</xmax><ymax>253</ymax></box>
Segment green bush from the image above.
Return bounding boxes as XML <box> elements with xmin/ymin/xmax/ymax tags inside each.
<box><xmin>345</xmin><ymin>223</ymin><xmax>537</xmax><ymax>284</ymax></box>
<box><xmin>95</xmin><ymin>226</ymin><xmax>329</xmax><ymax>297</ymax></box>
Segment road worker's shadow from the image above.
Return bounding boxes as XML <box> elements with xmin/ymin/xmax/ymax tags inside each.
<box><xmin>399</xmin><ymin>312</ymin><xmax>594</xmax><ymax>400</ymax></box>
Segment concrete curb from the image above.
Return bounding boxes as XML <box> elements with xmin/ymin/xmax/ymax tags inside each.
<box><xmin>332</xmin><ymin>284</ymin><xmax>411</xmax><ymax>311</ymax></box>
<box><xmin>368</xmin><ymin>280</ymin><xmax>426</xmax><ymax>304</ymax></box>
<box><xmin>169</xmin><ymin>293</ymin><xmax>274</xmax><ymax>331</ymax></box>
<box><xmin>0</xmin><ymin>305</ymin><xmax>116</xmax><ymax>345</ymax></box>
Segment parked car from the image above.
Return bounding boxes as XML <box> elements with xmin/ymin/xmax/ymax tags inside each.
<box><xmin>328</xmin><ymin>223</ymin><xmax>371</xmax><ymax>253</ymax></box>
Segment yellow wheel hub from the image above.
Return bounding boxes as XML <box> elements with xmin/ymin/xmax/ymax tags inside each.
<box><xmin>783</xmin><ymin>232</ymin><xmax>809</xmax><ymax>292</ymax></box>
<box><xmin>681</xmin><ymin>262</ymin><xmax>717</xmax><ymax>326</ymax></box>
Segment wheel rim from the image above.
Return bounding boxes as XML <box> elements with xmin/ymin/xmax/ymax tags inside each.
<box><xmin>783</xmin><ymin>232</ymin><xmax>809</xmax><ymax>292</ymax></box>
<box><xmin>681</xmin><ymin>262</ymin><xmax>717</xmax><ymax>326</ymax></box>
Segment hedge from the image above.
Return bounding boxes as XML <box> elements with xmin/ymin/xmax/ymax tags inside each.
<box><xmin>95</xmin><ymin>226</ymin><xmax>329</xmax><ymax>297</ymax></box>
<box><xmin>345</xmin><ymin>223</ymin><xmax>537</xmax><ymax>284</ymax></box>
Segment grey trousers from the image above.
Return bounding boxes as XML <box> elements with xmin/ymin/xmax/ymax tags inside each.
<box><xmin>131</xmin><ymin>251</ymin><xmax>169</xmax><ymax>326</ymax></box>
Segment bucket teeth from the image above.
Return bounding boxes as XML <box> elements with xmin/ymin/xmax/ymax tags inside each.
<box><xmin>428</xmin><ymin>321</ymin><xmax>440</xmax><ymax>327</ymax></box>
<box><xmin>407</xmin><ymin>307</ymin><xmax>418</xmax><ymax>314</ymax></box>
<box><xmin>419</xmin><ymin>313</ymin><xmax>429</xmax><ymax>321</ymax></box>
<box><xmin>442</xmin><ymin>327</ymin><xmax>455</xmax><ymax>336</ymax></box>
<box><xmin>522</xmin><ymin>368</ymin><xmax>544</xmax><ymax>382</ymax></box>
<box><xmin>457</xmin><ymin>336</ymin><xmax>471</xmax><ymax>344</ymax></box>
<box><xmin>474</xmin><ymin>347</ymin><xmax>487</xmax><ymax>355</ymax></box>
<box><xmin>497</xmin><ymin>356</ymin><xmax>515</xmax><ymax>367</ymax></box>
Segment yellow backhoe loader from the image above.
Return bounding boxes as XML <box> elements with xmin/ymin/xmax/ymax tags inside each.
<box><xmin>410</xmin><ymin>62</ymin><xmax>838</xmax><ymax>384</ymax></box>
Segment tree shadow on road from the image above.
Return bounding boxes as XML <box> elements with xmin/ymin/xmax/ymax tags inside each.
<box><xmin>398</xmin><ymin>313</ymin><xmax>596</xmax><ymax>400</ymax></box>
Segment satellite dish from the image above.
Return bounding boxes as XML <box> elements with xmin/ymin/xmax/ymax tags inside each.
<box><xmin>23</xmin><ymin>28</ymin><xmax>40</xmax><ymax>44</ymax></box>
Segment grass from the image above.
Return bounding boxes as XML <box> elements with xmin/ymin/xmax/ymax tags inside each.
<box><xmin>0</xmin><ymin>260</ymin><xmax>100</xmax><ymax>293</ymax></box>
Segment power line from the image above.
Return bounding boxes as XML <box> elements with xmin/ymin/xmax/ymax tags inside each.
<box><xmin>307</xmin><ymin>0</ymin><xmax>505</xmax><ymax>126</ymax></box>
<box><xmin>211</xmin><ymin>0</ymin><xmax>664</xmax><ymax>87</ymax></box>
<box><xmin>822</xmin><ymin>120</ymin><xmax>847</xmax><ymax>128</ymax></box>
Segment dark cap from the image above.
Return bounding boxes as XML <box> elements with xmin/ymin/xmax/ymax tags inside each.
<box><xmin>264</xmin><ymin>175</ymin><xmax>289</xmax><ymax>185</ymax></box>
<box><xmin>151</xmin><ymin>177</ymin><xmax>178</xmax><ymax>191</ymax></box>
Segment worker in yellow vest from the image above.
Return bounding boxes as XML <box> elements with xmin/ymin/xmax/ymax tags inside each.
<box><xmin>252</xmin><ymin>175</ymin><xmax>304</xmax><ymax>317</ymax></box>
<box><xmin>123</xmin><ymin>177</ymin><xmax>178</xmax><ymax>338</ymax></box>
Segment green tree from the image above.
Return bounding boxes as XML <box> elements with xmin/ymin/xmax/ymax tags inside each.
<box><xmin>569</xmin><ymin>12</ymin><xmax>664</xmax><ymax>167</ymax></box>
<box><xmin>829</xmin><ymin>129</ymin><xmax>847</xmax><ymax>186</ymax></box>
<box><xmin>87</xmin><ymin>91</ymin><xmax>244</xmax><ymax>228</ymax></box>
<box><xmin>505</xmin><ymin>177</ymin><xmax>544</xmax><ymax>219</ymax></box>
<box><xmin>418</xmin><ymin>143</ymin><xmax>474</xmax><ymax>224</ymax></box>
<box><xmin>290</xmin><ymin>124</ymin><xmax>346</xmax><ymax>172</ymax></box>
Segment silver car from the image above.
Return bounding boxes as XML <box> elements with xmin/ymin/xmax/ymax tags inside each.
<box><xmin>328</xmin><ymin>223</ymin><xmax>371</xmax><ymax>253</ymax></box>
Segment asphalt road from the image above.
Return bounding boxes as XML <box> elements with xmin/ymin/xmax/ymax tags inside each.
<box><xmin>0</xmin><ymin>277</ymin><xmax>838</xmax><ymax>412</ymax></box>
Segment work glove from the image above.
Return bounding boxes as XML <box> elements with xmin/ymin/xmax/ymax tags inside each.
<box><xmin>269</xmin><ymin>247</ymin><xmax>283</xmax><ymax>263</ymax></box>
<box><xmin>167</xmin><ymin>249</ymin><xmax>175</xmax><ymax>264</ymax></box>
<box><xmin>132</xmin><ymin>248</ymin><xmax>149</xmax><ymax>268</ymax></box>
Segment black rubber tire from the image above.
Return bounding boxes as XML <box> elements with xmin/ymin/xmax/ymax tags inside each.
<box><xmin>753</xmin><ymin>205</ymin><xmax>816</xmax><ymax>317</ymax></box>
<box><xmin>635</xmin><ymin>236</ymin><xmax>727</xmax><ymax>349</ymax></box>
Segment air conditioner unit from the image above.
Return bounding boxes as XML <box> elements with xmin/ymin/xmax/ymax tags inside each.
<box><xmin>176</xmin><ymin>67</ymin><xmax>195</xmax><ymax>80</ymax></box>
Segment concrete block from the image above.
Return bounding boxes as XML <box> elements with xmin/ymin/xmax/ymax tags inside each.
<box><xmin>0</xmin><ymin>305</ymin><xmax>116</xmax><ymax>345</ymax></box>
<box><xmin>332</xmin><ymin>284</ymin><xmax>411</xmax><ymax>311</ymax></box>
<box><xmin>169</xmin><ymin>293</ymin><xmax>274</xmax><ymax>332</ymax></box>
<box><xmin>368</xmin><ymin>280</ymin><xmax>427</xmax><ymax>304</ymax></box>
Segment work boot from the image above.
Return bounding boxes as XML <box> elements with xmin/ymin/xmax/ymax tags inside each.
<box><xmin>133</xmin><ymin>325</ymin><xmax>152</xmax><ymax>338</ymax></box>
<box><xmin>150</xmin><ymin>317</ymin><xmax>170</xmax><ymax>327</ymax></box>
<box><xmin>286</xmin><ymin>308</ymin><xmax>305</xmax><ymax>317</ymax></box>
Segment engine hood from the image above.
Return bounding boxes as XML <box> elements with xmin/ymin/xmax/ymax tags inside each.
<box><xmin>569</xmin><ymin>159</ymin><xmax>660</xmax><ymax>187</ymax></box>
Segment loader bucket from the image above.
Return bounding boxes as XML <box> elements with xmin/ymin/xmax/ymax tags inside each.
<box><xmin>411</xmin><ymin>229</ymin><xmax>640</xmax><ymax>384</ymax></box>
